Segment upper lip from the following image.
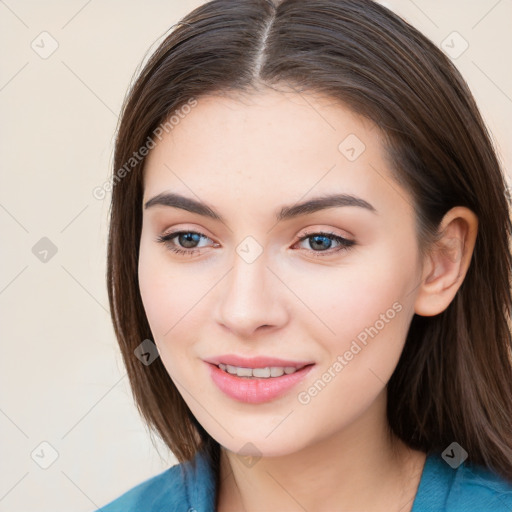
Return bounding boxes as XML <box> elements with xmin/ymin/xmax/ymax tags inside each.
<box><xmin>204</xmin><ymin>354</ymin><xmax>314</xmax><ymax>369</ymax></box>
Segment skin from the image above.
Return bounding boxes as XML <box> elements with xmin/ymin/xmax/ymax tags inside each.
<box><xmin>138</xmin><ymin>88</ymin><xmax>478</xmax><ymax>511</ymax></box>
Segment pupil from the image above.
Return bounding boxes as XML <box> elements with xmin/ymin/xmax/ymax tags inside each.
<box><xmin>311</xmin><ymin>235</ymin><xmax>330</xmax><ymax>251</ymax></box>
<box><xmin>180</xmin><ymin>233</ymin><xmax>199</xmax><ymax>248</ymax></box>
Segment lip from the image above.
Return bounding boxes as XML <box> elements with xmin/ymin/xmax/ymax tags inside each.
<box><xmin>205</xmin><ymin>361</ymin><xmax>315</xmax><ymax>404</ymax></box>
<box><xmin>203</xmin><ymin>354</ymin><xmax>314</xmax><ymax>369</ymax></box>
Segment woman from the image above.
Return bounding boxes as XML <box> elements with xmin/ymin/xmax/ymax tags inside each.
<box><xmin>98</xmin><ymin>0</ymin><xmax>512</xmax><ymax>510</ymax></box>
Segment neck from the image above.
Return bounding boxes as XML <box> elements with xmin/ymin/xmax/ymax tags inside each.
<box><xmin>216</xmin><ymin>390</ymin><xmax>426</xmax><ymax>512</ymax></box>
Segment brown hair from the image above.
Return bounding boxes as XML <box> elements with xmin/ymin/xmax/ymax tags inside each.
<box><xmin>106</xmin><ymin>0</ymin><xmax>512</xmax><ymax>482</ymax></box>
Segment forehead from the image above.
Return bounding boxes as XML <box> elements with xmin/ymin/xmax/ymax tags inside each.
<box><xmin>142</xmin><ymin>90</ymin><xmax>408</xmax><ymax>220</ymax></box>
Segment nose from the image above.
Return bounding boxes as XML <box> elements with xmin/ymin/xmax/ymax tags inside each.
<box><xmin>214</xmin><ymin>250</ymin><xmax>288</xmax><ymax>339</ymax></box>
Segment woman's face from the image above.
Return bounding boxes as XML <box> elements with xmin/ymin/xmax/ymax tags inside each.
<box><xmin>138</xmin><ymin>89</ymin><xmax>424</xmax><ymax>457</ymax></box>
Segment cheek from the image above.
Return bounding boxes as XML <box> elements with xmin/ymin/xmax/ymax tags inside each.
<box><xmin>137</xmin><ymin>240</ymin><xmax>210</xmax><ymax>376</ymax></box>
<box><xmin>138</xmin><ymin>246</ymin><xmax>166</xmax><ymax>332</ymax></box>
<box><xmin>291</xmin><ymin>265</ymin><xmax>413</xmax><ymax>423</ymax></box>
<box><xmin>305</xmin><ymin>246</ymin><xmax>415</xmax><ymax>368</ymax></box>
<box><xmin>138</xmin><ymin>241</ymin><xmax>185</xmax><ymax>341</ymax></box>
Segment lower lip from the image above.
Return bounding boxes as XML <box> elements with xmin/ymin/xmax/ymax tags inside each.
<box><xmin>206</xmin><ymin>362</ymin><xmax>314</xmax><ymax>404</ymax></box>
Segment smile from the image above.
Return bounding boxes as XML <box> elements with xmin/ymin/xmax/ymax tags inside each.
<box><xmin>206</xmin><ymin>362</ymin><xmax>315</xmax><ymax>404</ymax></box>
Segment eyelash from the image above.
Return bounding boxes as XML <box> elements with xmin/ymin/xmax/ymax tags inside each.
<box><xmin>155</xmin><ymin>229</ymin><xmax>355</xmax><ymax>258</ymax></box>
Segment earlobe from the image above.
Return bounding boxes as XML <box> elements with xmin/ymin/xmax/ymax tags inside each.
<box><xmin>414</xmin><ymin>207</ymin><xmax>478</xmax><ymax>317</ymax></box>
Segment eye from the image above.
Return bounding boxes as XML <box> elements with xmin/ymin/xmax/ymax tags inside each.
<box><xmin>293</xmin><ymin>230</ymin><xmax>355</xmax><ymax>257</ymax></box>
<box><xmin>155</xmin><ymin>229</ymin><xmax>355</xmax><ymax>258</ymax></box>
<box><xmin>155</xmin><ymin>230</ymin><xmax>216</xmax><ymax>256</ymax></box>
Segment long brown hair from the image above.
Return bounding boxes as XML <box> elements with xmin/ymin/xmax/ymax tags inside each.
<box><xmin>106</xmin><ymin>0</ymin><xmax>512</xmax><ymax>482</ymax></box>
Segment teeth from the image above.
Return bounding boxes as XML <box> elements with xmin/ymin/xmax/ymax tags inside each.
<box><xmin>218</xmin><ymin>363</ymin><xmax>299</xmax><ymax>378</ymax></box>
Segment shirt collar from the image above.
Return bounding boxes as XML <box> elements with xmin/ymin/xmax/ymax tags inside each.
<box><xmin>182</xmin><ymin>446</ymin><xmax>217</xmax><ymax>512</ymax></box>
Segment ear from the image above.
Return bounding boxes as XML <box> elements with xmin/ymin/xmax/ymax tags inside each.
<box><xmin>414</xmin><ymin>206</ymin><xmax>478</xmax><ymax>317</ymax></box>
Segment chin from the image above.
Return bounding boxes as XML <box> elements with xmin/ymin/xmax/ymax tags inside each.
<box><xmin>215</xmin><ymin>430</ymin><xmax>307</xmax><ymax>459</ymax></box>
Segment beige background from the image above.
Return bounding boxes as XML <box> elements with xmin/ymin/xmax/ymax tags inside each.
<box><xmin>0</xmin><ymin>1</ymin><xmax>511</xmax><ymax>510</ymax></box>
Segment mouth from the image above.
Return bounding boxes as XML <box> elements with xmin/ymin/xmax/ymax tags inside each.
<box><xmin>204</xmin><ymin>354</ymin><xmax>314</xmax><ymax>373</ymax></box>
<box><xmin>213</xmin><ymin>362</ymin><xmax>313</xmax><ymax>379</ymax></box>
<box><xmin>206</xmin><ymin>360</ymin><xmax>315</xmax><ymax>404</ymax></box>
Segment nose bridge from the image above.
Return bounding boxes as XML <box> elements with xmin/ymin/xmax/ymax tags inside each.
<box><xmin>215</xmin><ymin>240</ymin><xmax>285</xmax><ymax>335</ymax></box>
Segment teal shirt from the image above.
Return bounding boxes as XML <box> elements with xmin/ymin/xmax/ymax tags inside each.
<box><xmin>97</xmin><ymin>449</ymin><xmax>512</xmax><ymax>511</ymax></box>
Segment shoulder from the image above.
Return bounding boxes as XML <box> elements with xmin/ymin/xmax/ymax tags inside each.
<box><xmin>413</xmin><ymin>451</ymin><xmax>512</xmax><ymax>512</ymax></box>
<box><xmin>97</xmin><ymin>449</ymin><xmax>216</xmax><ymax>512</ymax></box>
<box><xmin>97</xmin><ymin>464</ymin><xmax>186</xmax><ymax>512</ymax></box>
<box><xmin>449</xmin><ymin>460</ymin><xmax>512</xmax><ymax>511</ymax></box>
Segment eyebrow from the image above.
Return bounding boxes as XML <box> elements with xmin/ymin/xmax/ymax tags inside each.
<box><xmin>144</xmin><ymin>192</ymin><xmax>377</xmax><ymax>222</ymax></box>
